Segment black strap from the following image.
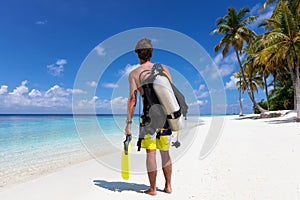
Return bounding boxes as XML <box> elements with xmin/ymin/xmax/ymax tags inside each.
<box><xmin>167</xmin><ymin>108</ymin><xmax>181</xmax><ymax>119</ymax></box>
<box><xmin>137</xmin><ymin>138</ymin><xmax>142</xmax><ymax>151</ymax></box>
<box><xmin>139</xmin><ymin>70</ymin><xmax>151</xmax><ymax>84</ymax></box>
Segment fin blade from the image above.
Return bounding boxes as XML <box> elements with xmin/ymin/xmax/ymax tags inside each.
<box><xmin>121</xmin><ymin>141</ymin><xmax>131</xmax><ymax>180</ymax></box>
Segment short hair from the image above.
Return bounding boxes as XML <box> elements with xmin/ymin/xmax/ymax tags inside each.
<box><xmin>135</xmin><ymin>38</ymin><xmax>153</xmax><ymax>61</ymax></box>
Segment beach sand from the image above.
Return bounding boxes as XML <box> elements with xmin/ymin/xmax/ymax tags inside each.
<box><xmin>1</xmin><ymin>112</ymin><xmax>300</xmax><ymax>200</ymax></box>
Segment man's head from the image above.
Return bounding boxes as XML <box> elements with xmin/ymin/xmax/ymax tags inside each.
<box><xmin>135</xmin><ymin>38</ymin><xmax>153</xmax><ymax>61</ymax></box>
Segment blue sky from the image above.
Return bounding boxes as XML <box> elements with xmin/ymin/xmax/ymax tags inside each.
<box><xmin>0</xmin><ymin>0</ymin><xmax>275</xmax><ymax>114</ymax></box>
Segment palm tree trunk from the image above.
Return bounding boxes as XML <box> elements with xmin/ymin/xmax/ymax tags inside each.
<box><xmin>287</xmin><ymin>61</ymin><xmax>297</xmax><ymax>110</ymax></box>
<box><xmin>263</xmin><ymin>74</ymin><xmax>270</xmax><ymax>110</ymax></box>
<box><xmin>238</xmin><ymin>86</ymin><xmax>243</xmax><ymax>116</ymax></box>
<box><xmin>274</xmin><ymin>70</ymin><xmax>277</xmax><ymax>95</ymax></box>
<box><xmin>295</xmin><ymin>78</ymin><xmax>299</xmax><ymax>111</ymax></box>
<box><xmin>234</xmin><ymin>50</ymin><xmax>267</xmax><ymax>113</ymax></box>
<box><xmin>295</xmin><ymin>70</ymin><xmax>300</xmax><ymax>122</ymax></box>
<box><xmin>290</xmin><ymin>44</ymin><xmax>300</xmax><ymax>122</ymax></box>
<box><xmin>251</xmin><ymin>89</ymin><xmax>256</xmax><ymax>110</ymax></box>
<box><xmin>273</xmin><ymin>69</ymin><xmax>277</xmax><ymax>96</ymax></box>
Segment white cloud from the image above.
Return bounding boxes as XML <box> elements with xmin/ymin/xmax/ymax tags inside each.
<box><xmin>4</xmin><ymin>81</ymin><xmax>30</xmax><ymax>106</ymax></box>
<box><xmin>119</xmin><ymin>64</ymin><xmax>139</xmax><ymax>75</ymax></box>
<box><xmin>218</xmin><ymin>65</ymin><xmax>234</xmax><ymax>77</ymax></box>
<box><xmin>0</xmin><ymin>85</ymin><xmax>8</xmax><ymax>95</ymax></box>
<box><xmin>213</xmin><ymin>53</ymin><xmax>223</xmax><ymax>65</ymax></box>
<box><xmin>225</xmin><ymin>75</ymin><xmax>238</xmax><ymax>90</ymax></box>
<box><xmin>214</xmin><ymin>52</ymin><xmax>236</xmax><ymax>66</ymax></box>
<box><xmin>86</xmin><ymin>81</ymin><xmax>98</xmax><ymax>87</ymax></box>
<box><xmin>212</xmin><ymin>52</ymin><xmax>236</xmax><ymax>79</ymax></box>
<box><xmin>200</xmin><ymin>63</ymin><xmax>224</xmax><ymax>81</ymax></box>
<box><xmin>47</xmin><ymin>64</ymin><xmax>63</xmax><ymax>76</ymax></box>
<box><xmin>199</xmin><ymin>84</ymin><xmax>205</xmax><ymax>91</ymax></box>
<box><xmin>56</xmin><ymin>59</ymin><xmax>67</xmax><ymax>65</ymax></box>
<box><xmin>29</xmin><ymin>89</ymin><xmax>42</xmax><ymax>97</ymax></box>
<box><xmin>102</xmin><ymin>83</ymin><xmax>119</xmax><ymax>89</ymax></box>
<box><xmin>0</xmin><ymin>81</ymin><xmax>91</xmax><ymax>112</ymax></box>
<box><xmin>95</xmin><ymin>96</ymin><xmax>128</xmax><ymax>110</ymax></box>
<box><xmin>111</xmin><ymin>96</ymin><xmax>127</xmax><ymax>109</ymax></box>
<box><xmin>45</xmin><ymin>85</ymin><xmax>69</xmax><ymax>97</ymax></box>
<box><xmin>194</xmin><ymin>84</ymin><xmax>209</xmax><ymax>99</ymax></box>
<box><xmin>95</xmin><ymin>99</ymin><xmax>110</xmax><ymax>109</ymax></box>
<box><xmin>32</xmin><ymin>85</ymin><xmax>73</xmax><ymax>108</ymax></box>
<box><xmin>47</xmin><ymin>59</ymin><xmax>67</xmax><ymax>77</ymax></box>
<box><xmin>95</xmin><ymin>46</ymin><xmax>106</xmax><ymax>56</ymax></box>
<box><xmin>0</xmin><ymin>81</ymin><xmax>128</xmax><ymax>113</ymax></box>
<box><xmin>69</xmin><ymin>89</ymin><xmax>87</xmax><ymax>94</ymax></box>
<box><xmin>76</xmin><ymin>96</ymin><xmax>128</xmax><ymax>112</ymax></box>
<box><xmin>189</xmin><ymin>100</ymin><xmax>208</xmax><ymax>107</ymax></box>
<box><xmin>9</xmin><ymin>80</ymin><xmax>29</xmax><ymax>96</ymax></box>
<box><xmin>36</xmin><ymin>20</ymin><xmax>48</xmax><ymax>25</ymax></box>
<box><xmin>77</xmin><ymin>96</ymin><xmax>99</xmax><ymax>108</ymax></box>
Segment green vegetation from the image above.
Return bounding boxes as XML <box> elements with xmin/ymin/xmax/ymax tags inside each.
<box><xmin>211</xmin><ymin>0</ymin><xmax>300</xmax><ymax>122</ymax></box>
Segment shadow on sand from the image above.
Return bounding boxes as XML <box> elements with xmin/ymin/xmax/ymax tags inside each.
<box><xmin>93</xmin><ymin>180</ymin><xmax>150</xmax><ymax>193</ymax></box>
<box><xmin>233</xmin><ymin>115</ymin><xmax>258</xmax><ymax>120</ymax></box>
<box><xmin>266</xmin><ymin>116</ymin><xmax>296</xmax><ymax>124</ymax></box>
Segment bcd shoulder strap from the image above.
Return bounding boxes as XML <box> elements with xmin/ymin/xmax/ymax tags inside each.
<box><xmin>153</xmin><ymin>63</ymin><xmax>188</xmax><ymax>119</ymax></box>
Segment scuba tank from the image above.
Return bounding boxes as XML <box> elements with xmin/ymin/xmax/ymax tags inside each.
<box><xmin>152</xmin><ymin>64</ymin><xmax>183</xmax><ymax>131</ymax></box>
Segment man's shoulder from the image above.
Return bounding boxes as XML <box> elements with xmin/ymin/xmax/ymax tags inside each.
<box><xmin>129</xmin><ymin>65</ymin><xmax>140</xmax><ymax>74</ymax></box>
<box><xmin>128</xmin><ymin>65</ymin><xmax>142</xmax><ymax>80</ymax></box>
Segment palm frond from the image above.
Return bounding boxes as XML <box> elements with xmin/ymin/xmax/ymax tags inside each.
<box><xmin>259</xmin><ymin>0</ymin><xmax>278</xmax><ymax>12</ymax></box>
<box><xmin>237</xmin><ymin>7</ymin><xmax>250</xmax><ymax>20</ymax></box>
<box><xmin>216</xmin><ymin>17</ymin><xmax>226</xmax><ymax>26</ymax></box>
<box><xmin>211</xmin><ymin>25</ymin><xmax>232</xmax><ymax>35</ymax></box>
<box><xmin>238</xmin><ymin>27</ymin><xmax>257</xmax><ymax>43</ymax></box>
<box><xmin>241</xmin><ymin>16</ymin><xmax>259</xmax><ymax>26</ymax></box>
<box><xmin>222</xmin><ymin>40</ymin><xmax>232</xmax><ymax>57</ymax></box>
<box><xmin>214</xmin><ymin>35</ymin><xmax>231</xmax><ymax>53</ymax></box>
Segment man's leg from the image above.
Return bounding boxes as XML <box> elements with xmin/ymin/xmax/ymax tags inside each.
<box><xmin>145</xmin><ymin>149</ymin><xmax>157</xmax><ymax>195</ymax></box>
<box><xmin>160</xmin><ymin>150</ymin><xmax>172</xmax><ymax>193</ymax></box>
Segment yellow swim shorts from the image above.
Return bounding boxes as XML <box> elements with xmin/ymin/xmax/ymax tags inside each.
<box><xmin>141</xmin><ymin>134</ymin><xmax>171</xmax><ymax>151</ymax></box>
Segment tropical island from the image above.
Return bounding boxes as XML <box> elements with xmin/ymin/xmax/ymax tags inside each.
<box><xmin>211</xmin><ymin>0</ymin><xmax>300</xmax><ymax>121</ymax></box>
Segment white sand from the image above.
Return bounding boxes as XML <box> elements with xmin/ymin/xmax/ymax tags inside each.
<box><xmin>1</xmin><ymin>112</ymin><xmax>300</xmax><ymax>200</ymax></box>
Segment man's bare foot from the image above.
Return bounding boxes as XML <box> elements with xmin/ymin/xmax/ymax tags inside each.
<box><xmin>163</xmin><ymin>187</ymin><xmax>172</xmax><ymax>194</ymax></box>
<box><xmin>144</xmin><ymin>188</ymin><xmax>157</xmax><ymax>196</ymax></box>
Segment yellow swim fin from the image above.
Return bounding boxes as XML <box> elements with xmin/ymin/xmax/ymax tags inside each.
<box><xmin>121</xmin><ymin>135</ymin><xmax>132</xmax><ymax>180</ymax></box>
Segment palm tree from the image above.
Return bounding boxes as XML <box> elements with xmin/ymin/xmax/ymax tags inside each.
<box><xmin>211</xmin><ymin>7</ymin><xmax>267</xmax><ymax>113</ymax></box>
<box><xmin>255</xmin><ymin>1</ymin><xmax>300</xmax><ymax>121</ymax></box>
<box><xmin>243</xmin><ymin>55</ymin><xmax>264</xmax><ymax>110</ymax></box>
<box><xmin>246</xmin><ymin>40</ymin><xmax>271</xmax><ymax>110</ymax></box>
<box><xmin>234</xmin><ymin>72</ymin><xmax>246</xmax><ymax>116</ymax></box>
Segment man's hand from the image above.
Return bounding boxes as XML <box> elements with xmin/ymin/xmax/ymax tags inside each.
<box><xmin>125</xmin><ymin>123</ymin><xmax>132</xmax><ymax>135</ymax></box>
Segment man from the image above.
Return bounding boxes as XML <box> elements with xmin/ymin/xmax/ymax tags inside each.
<box><xmin>125</xmin><ymin>38</ymin><xmax>172</xmax><ymax>195</ymax></box>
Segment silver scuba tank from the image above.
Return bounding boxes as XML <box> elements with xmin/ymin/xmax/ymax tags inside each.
<box><xmin>152</xmin><ymin>68</ymin><xmax>183</xmax><ymax>131</ymax></box>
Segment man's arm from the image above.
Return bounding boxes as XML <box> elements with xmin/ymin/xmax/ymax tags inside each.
<box><xmin>125</xmin><ymin>72</ymin><xmax>137</xmax><ymax>135</ymax></box>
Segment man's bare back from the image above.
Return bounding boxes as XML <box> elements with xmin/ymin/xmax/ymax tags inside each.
<box><xmin>129</xmin><ymin>61</ymin><xmax>171</xmax><ymax>96</ymax></box>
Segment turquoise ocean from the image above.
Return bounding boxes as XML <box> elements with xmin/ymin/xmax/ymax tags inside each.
<box><xmin>0</xmin><ymin>114</ymin><xmax>136</xmax><ymax>188</ymax></box>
